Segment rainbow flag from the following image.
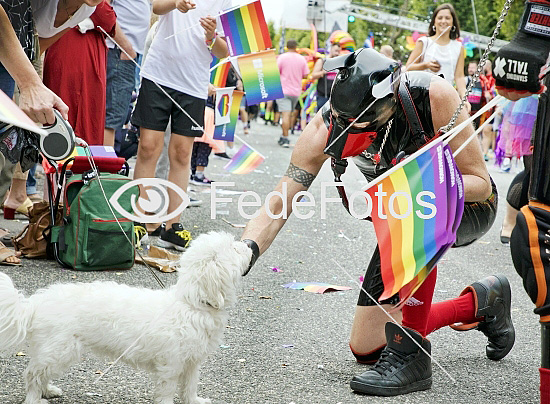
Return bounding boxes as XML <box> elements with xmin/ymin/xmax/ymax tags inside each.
<box><xmin>237</xmin><ymin>49</ymin><xmax>284</xmax><ymax>105</ymax></box>
<box><xmin>0</xmin><ymin>90</ymin><xmax>47</xmax><ymax>136</ymax></box>
<box><xmin>214</xmin><ymin>87</ymin><xmax>235</xmax><ymax>126</ymax></box>
<box><xmin>364</xmin><ymin>140</ymin><xmax>465</xmax><ymax>304</ymax></box>
<box><xmin>210</xmin><ymin>57</ymin><xmax>231</xmax><ymax>88</ymax></box>
<box><xmin>220</xmin><ymin>0</ymin><xmax>272</xmax><ymax>57</ymax></box>
<box><xmin>213</xmin><ymin>90</ymin><xmax>244</xmax><ymax>141</ymax></box>
<box><xmin>224</xmin><ymin>143</ymin><xmax>265</xmax><ymax>174</ymax></box>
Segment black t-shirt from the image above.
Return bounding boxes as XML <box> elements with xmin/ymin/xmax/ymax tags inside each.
<box><xmin>1</xmin><ymin>0</ymin><xmax>35</xmax><ymax>64</ymax></box>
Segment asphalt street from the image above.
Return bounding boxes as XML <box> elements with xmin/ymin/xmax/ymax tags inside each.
<box><xmin>0</xmin><ymin>119</ymin><xmax>540</xmax><ymax>404</ymax></box>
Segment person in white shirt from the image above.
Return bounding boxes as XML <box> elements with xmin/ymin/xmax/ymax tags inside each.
<box><xmin>131</xmin><ymin>0</ymin><xmax>230</xmax><ymax>251</ymax></box>
<box><xmin>405</xmin><ymin>3</ymin><xmax>469</xmax><ymax>112</ymax></box>
<box><xmin>30</xmin><ymin>0</ymin><xmax>102</xmax><ymax>51</ymax></box>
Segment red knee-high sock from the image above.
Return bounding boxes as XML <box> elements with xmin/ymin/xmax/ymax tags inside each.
<box><xmin>401</xmin><ymin>267</ymin><xmax>437</xmax><ymax>336</ymax></box>
<box><xmin>424</xmin><ymin>290</ymin><xmax>478</xmax><ymax>335</ymax></box>
<box><xmin>541</xmin><ymin>368</ymin><xmax>550</xmax><ymax>404</ymax></box>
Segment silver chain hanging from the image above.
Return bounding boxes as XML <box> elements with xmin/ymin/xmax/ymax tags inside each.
<box><xmin>440</xmin><ymin>0</ymin><xmax>514</xmax><ymax>133</ymax></box>
<box><xmin>362</xmin><ymin>118</ymin><xmax>393</xmax><ymax>164</ymax></box>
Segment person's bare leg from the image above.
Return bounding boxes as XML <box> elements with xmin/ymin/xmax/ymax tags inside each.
<box><xmin>501</xmin><ymin>201</ymin><xmax>519</xmax><ymax>240</ymax></box>
<box><xmin>104</xmin><ymin>128</ymin><xmax>115</xmax><ymax>147</ymax></box>
<box><xmin>165</xmin><ymin>134</ymin><xmax>194</xmax><ymax>228</ymax></box>
<box><xmin>240</xmin><ymin>108</ymin><xmax>249</xmax><ymax>134</ymax></box>
<box><xmin>133</xmin><ymin>128</ymin><xmax>166</xmax><ymax>216</ymax></box>
<box><xmin>4</xmin><ymin>178</ymin><xmax>28</xmax><ymax>210</ymax></box>
<box><xmin>481</xmin><ymin>125</ymin><xmax>494</xmax><ymax>157</ymax></box>
<box><xmin>349</xmin><ymin>305</ymin><xmax>403</xmax><ymax>356</ymax></box>
<box><xmin>281</xmin><ymin>111</ymin><xmax>291</xmax><ymax>138</ymax></box>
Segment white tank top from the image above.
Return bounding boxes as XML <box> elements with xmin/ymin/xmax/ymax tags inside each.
<box><xmin>418</xmin><ymin>37</ymin><xmax>463</xmax><ymax>84</ymax></box>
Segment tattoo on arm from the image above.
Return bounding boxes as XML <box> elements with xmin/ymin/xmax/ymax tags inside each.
<box><xmin>285</xmin><ymin>163</ymin><xmax>316</xmax><ymax>188</ymax></box>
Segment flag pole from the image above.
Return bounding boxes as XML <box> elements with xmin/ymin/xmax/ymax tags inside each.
<box><xmin>439</xmin><ymin>95</ymin><xmax>505</xmax><ymax>144</ymax></box>
<box><xmin>452</xmin><ymin>108</ymin><xmax>500</xmax><ymax>157</ymax></box>
<box><xmin>209</xmin><ymin>56</ymin><xmax>236</xmax><ymax>72</ymax></box>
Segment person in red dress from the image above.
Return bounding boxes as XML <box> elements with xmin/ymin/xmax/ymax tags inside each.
<box><xmin>42</xmin><ymin>1</ymin><xmax>116</xmax><ymax>145</ymax></box>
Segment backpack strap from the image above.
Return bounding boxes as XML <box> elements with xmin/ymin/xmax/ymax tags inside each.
<box><xmin>397</xmin><ymin>80</ymin><xmax>429</xmax><ymax>149</ymax></box>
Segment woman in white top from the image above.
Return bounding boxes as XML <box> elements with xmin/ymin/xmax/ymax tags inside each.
<box><xmin>406</xmin><ymin>3</ymin><xmax>469</xmax><ymax>111</ymax></box>
<box><xmin>30</xmin><ymin>0</ymin><xmax>102</xmax><ymax>50</ymax></box>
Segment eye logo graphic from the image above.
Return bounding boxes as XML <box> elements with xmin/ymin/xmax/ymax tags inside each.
<box><xmin>217</xmin><ymin>94</ymin><xmax>230</xmax><ymax>117</ymax></box>
<box><xmin>109</xmin><ymin>178</ymin><xmax>190</xmax><ymax>223</ymax></box>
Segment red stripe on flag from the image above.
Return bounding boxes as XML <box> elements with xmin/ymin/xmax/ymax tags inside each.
<box><xmin>252</xmin><ymin>0</ymin><xmax>272</xmax><ymax>49</ymax></box>
<box><xmin>246</xmin><ymin>2</ymin><xmax>265</xmax><ymax>50</ymax></box>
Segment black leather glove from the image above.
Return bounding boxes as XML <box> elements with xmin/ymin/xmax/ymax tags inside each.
<box><xmin>494</xmin><ymin>0</ymin><xmax>550</xmax><ymax>99</ymax></box>
<box><xmin>510</xmin><ymin>202</ymin><xmax>550</xmax><ymax>323</ymax></box>
<box><xmin>241</xmin><ymin>239</ymin><xmax>259</xmax><ymax>276</ymax></box>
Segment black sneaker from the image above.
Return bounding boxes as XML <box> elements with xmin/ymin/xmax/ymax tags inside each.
<box><xmin>157</xmin><ymin>223</ymin><xmax>192</xmax><ymax>251</ymax></box>
<box><xmin>150</xmin><ymin>223</ymin><xmax>165</xmax><ymax>237</ymax></box>
<box><xmin>350</xmin><ymin>322</ymin><xmax>432</xmax><ymax>396</ymax></box>
<box><xmin>190</xmin><ymin>174</ymin><xmax>213</xmax><ymax>186</ymax></box>
<box><xmin>278</xmin><ymin>136</ymin><xmax>290</xmax><ymax>148</ymax></box>
<box><xmin>214</xmin><ymin>152</ymin><xmax>231</xmax><ymax>160</ymax></box>
<box><xmin>134</xmin><ymin>222</ymin><xmax>149</xmax><ymax>250</ymax></box>
<box><xmin>450</xmin><ymin>274</ymin><xmax>515</xmax><ymax>360</ymax></box>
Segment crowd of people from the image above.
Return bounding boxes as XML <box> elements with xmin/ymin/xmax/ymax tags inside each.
<box><xmin>1</xmin><ymin>0</ymin><xmax>550</xmax><ymax>402</ymax></box>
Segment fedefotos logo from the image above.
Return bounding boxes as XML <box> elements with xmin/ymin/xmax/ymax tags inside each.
<box><xmin>109</xmin><ymin>178</ymin><xmax>189</xmax><ymax>223</ymax></box>
<box><xmin>110</xmin><ymin>179</ymin><xmax>437</xmax><ymax>223</ymax></box>
<box><xmin>210</xmin><ymin>182</ymin><xmax>437</xmax><ymax>221</ymax></box>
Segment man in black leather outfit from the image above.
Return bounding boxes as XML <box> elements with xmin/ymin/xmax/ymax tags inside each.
<box><xmin>240</xmin><ymin>47</ymin><xmax>515</xmax><ymax>396</ymax></box>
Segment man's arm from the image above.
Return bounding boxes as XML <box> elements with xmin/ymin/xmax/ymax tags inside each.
<box><xmin>241</xmin><ymin>112</ymin><xmax>329</xmax><ymax>255</ymax></box>
<box><xmin>153</xmin><ymin>0</ymin><xmax>195</xmax><ymax>15</ymax></box>
<box><xmin>0</xmin><ymin>7</ymin><xmax>68</xmax><ymax>124</ymax></box>
<box><xmin>102</xmin><ymin>0</ymin><xmax>137</xmax><ymax>59</ymax></box>
<box><xmin>429</xmin><ymin>77</ymin><xmax>491</xmax><ymax>202</ymax></box>
<box><xmin>311</xmin><ymin>58</ymin><xmax>324</xmax><ymax>80</ymax></box>
<box><xmin>200</xmin><ymin>16</ymin><xmax>228</xmax><ymax>59</ymax></box>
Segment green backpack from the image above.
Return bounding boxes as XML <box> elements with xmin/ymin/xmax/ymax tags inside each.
<box><xmin>51</xmin><ymin>172</ymin><xmax>139</xmax><ymax>271</ymax></box>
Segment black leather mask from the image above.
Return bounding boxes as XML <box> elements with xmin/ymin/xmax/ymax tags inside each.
<box><xmin>323</xmin><ymin>48</ymin><xmax>401</xmax><ymax>159</ymax></box>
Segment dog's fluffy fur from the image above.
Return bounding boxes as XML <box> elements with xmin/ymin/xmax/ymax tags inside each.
<box><xmin>0</xmin><ymin>231</ymin><xmax>251</xmax><ymax>404</ymax></box>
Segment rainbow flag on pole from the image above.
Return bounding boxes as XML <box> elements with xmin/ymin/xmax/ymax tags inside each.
<box><xmin>220</xmin><ymin>0</ymin><xmax>272</xmax><ymax>57</ymax></box>
<box><xmin>213</xmin><ymin>90</ymin><xmax>244</xmax><ymax>141</ymax></box>
<box><xmin>210</xmin><ymin>57</ymin><xmax>232</xmax><ymax>88</ymax></box>
<box><xmin>237</xmin><ymin>49</ymin><xmax>284</xmax><ymax>105</ymax></box>
<box><xmin>364</xmin><ymin>139</ymin><xmax>464</xmax><ymax>305</ymax></box>
<box><xmin>224</xmin><ymin>143</ymin><xmax>265</xmax><ymax>174</ymax></box>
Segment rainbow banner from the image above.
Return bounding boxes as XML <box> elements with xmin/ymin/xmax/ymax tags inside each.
<box><xmin>0</xmin><ymin>90</ymin><xmax>47</xmax><ymax>136</ymax></box>
<box><xmin>210</xmin><ymin>57</ymin><xmax>231</xmax><ymax>88</ymax></box>
<box><xmin>224</xmin><ymin>143</ymin><xmax>265</xmax><ymax>174</ymax></box>
<box><xmin>237</xmin><ymin>49</ymin><xmax>284</xmax><ymax>105</ymax></box>
<box><xmin>214</xmin><ymin>87</ymin><xmax>235</xmax><ymax>126</ymax></box>
<box><xmin>220</xmin><ymin>0</ymin><xmax>272</xmax><ymax>57</ymax></box>
<box><xmin>213</xmin><ymin>90</ymin><xmax>244</xmax><ymax>142</ymax></box>
<box><xmin>364</xmin><ymin>140</ymin><xmax>465</xmax><ymax>305</ymax></box>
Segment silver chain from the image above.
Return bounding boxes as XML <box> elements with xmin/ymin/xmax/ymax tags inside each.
<box><xmin>441</xmin><ymin>0</ymin><xmax>514</xmax><ymax>133</ymax></box>
<box><xmin>362</xmin><ymin>119</ymin><xmax>393</xmax><ymax>164</ymax></box>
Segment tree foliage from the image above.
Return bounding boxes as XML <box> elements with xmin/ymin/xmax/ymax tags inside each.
<box><xmin>270</xmin><ymin>0</ymin><xmax>524</xmax><ymax>64</ymax></box>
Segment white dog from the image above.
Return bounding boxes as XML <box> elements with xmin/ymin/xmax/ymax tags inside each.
<box><xmin>0</xmin><ymin>231</ymin><xmax>251</xmax><ymax>404</ymax></box>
